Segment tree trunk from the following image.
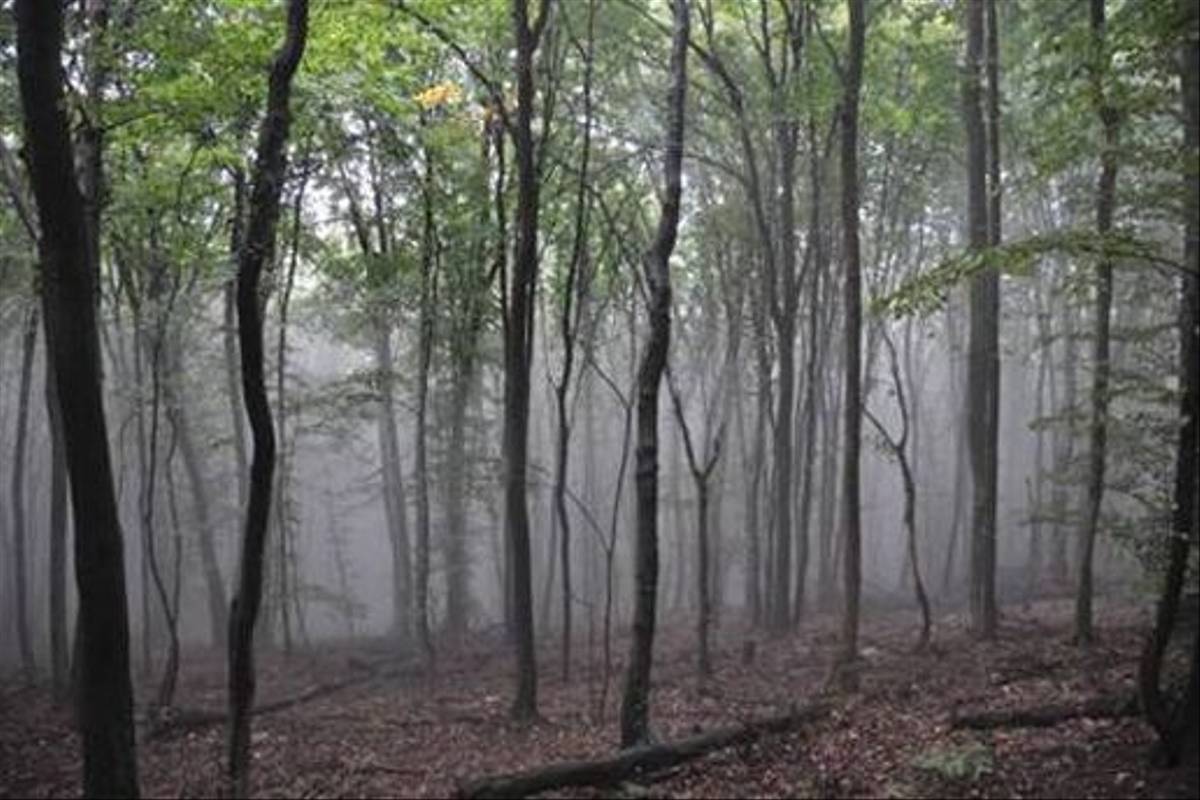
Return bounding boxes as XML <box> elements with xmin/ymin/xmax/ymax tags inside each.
<box><xmin>226</xmin><ymin>2</ymin><xmax>307</xmax><ymax>794</ymax></box>
<box><xmin>836</xmin><ymin>0</ymin><xmax>866</xmax><ymax>689</ymax></box>
<box><xmin>1139</xmin><ymin>0</ymin><xmax>1199</xmax><ymax>764</ymax></box>
<box><xmin>1076</xmin><ymin>0</ymin><xmax>1119</xmax><ymax>646</ymax></box>
<box><xmin>45</xmin><ymin>314</ymin><xmax>69</xmax><ymax>697</ymax></box>
<box><xmin>696</xmin><ymin>481</ymin><xmax>712</xmax><ymax>677</ymax></box>
<box><xmin>964</xmin><ymin>0</ymin><xmax>999</xmax><ymax>639</ymax></box>
<box><xmin>504</xmin><ymin>0</ymin><xmax>548</xmax><ymax>722</ymax></box>
<box><xmin>374</xmin><ymin>320</ymin><xmax>414</xmax><ymax>642</ymax></box>
<box><xmin>11</xmin><ymin>306</ymin><xmax>38</xmax><ymax>681</ymax></box>
<box><xmin>414</xmin><ymin>139</ymin><xmax>436</xmax><ymax>664</ymax></box>
<box><xmin>272</xmin><ymin>177</ymin><xmax>305</xmax><ymax>656</ymax></box>
<box><xmin>165</xmin><ymin>336</ymin><xmax>226</xmax><ymax>649</ymax></box>
<box><xmin>225</xmin><ymin>171</ymin><xmax>249</xmax><ymax>518</ymax></box>
<box><xmin>620</xmin><ymin>0</ymin><xmax>688</xmax><ymax>747</ymax></box>
<box><xmin>17</xmin><ymin>0</ymin><xmax>140</xmax><ymax>791</ymax></box>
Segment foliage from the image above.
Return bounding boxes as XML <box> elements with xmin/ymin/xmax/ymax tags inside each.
<box><xmin>912</xmin><ymin>741</ymin><xmax>994</xmax><ymax>782</ymax></box>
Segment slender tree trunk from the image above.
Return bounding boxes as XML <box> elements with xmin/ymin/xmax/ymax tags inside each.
<box><xmin>11</xmin><ymin>306</ymin><xmax>38</xmax><ymax>681</ymax></box>
<box><xmin>17</xmin><ymin>0</ymin><xmax>139</xmax><ymax>791</ymax></box>
<box><xmin>165</xmin><ymin>336</ymin><xmax>226</xmax><ymax>649</ymax></box>
<box><xmin>620</xmin><ymin>0</ymin><xmax>688</xmax><ymax>747</ymax></box>
<box><xmin>45</xmin><ymin>315</ymin><xmax>69</xmax><ymax>697</ymax></box>
<box><xmin>374</xmin><ymin>320</ymin><xmax>414</xmax><ymax>642</ymax></box>
<box><xmin>272</xmin><ymin>179</ymin><xmax>305</xmax><ymax>656</ymax></box>
<box><xmin>225</xmin><ymin>171</ymin><xmax>249</xmax><ymax>519</ymax></box>
<box><xmin>414</xmin><ymin>140</ymin><xmax>436</xmax><ymax>664</ymax></box>
<box><xmin>697</xmin><ymin>482</ymin><xmax>712</xmax><ymax>676</ymax></box>
<box><xmin>836</xmin><ymin>0</ymin><xmax>866</xmax><ymax>690</ymax></box>
<box><xmin>226</xmin><ymin>3</ymin><xmax>307</xmax><ymax>794</ymax></box>
<box><xmin>1076</xmin><ymin>0</ymin><xmax>1119</xmax><ymax>646</ymax></box>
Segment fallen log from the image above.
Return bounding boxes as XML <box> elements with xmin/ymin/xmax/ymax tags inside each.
<box><xmin>143</xmin><ymin>659</ymin><xmax>418</xmax><ymax>741</ymax></box>
<box><xmin>951</xmin><ymin>693</ymin><xmax>1138</xmax><ymax>731</ymax></box>
<box><xmin>455</xmin><ymin>702</ymin><xmax>830</xmax><ymax>799</ymax></box>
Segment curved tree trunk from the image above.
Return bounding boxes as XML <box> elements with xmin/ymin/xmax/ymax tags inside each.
<box><xmin>620</xmin><ymin>0</ymin><xmax>688</xmax><ymax>747</ymax></box>
<box><xmin>226</xmin><ymin>2</ymin><xmax>307</xmax><ymax>794</ymax></box>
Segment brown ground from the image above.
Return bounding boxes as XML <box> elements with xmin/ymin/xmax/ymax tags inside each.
<box><xmin>1</xmin><ymin>597</ymin><xmax>1196</xmax><ymax>798</ymax></box>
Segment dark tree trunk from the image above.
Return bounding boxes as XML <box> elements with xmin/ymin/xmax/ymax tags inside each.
<box><xmin>504</xmin><ymin>0</ymin><xmax>548</xmax><ymax>722</ymax></box>
<box><xmin>225</xmin><ymin>172</ymin><xmax>249</xmax><ymax>518</ymax></box>
<box><xmin>16</xmin><ymin>0</ymin><xmax>139</xmax><ymax>792</ymax></box>
<box><xmin>226</xmin><ymin>2</ymin><xmax>307</xmax><ymax>794</ymax></box>
<box><xmin>836</xmin><ymin>0</ymin><xmax>866</xmax><ymax>689</ymax></box>
<box><xmin>964</xmin><ymin>0</ymin><xmax>999</xmax><ymax>639</ymax></box>
<box><xmin>11</xmin><ymin>306</ymin><xmax>38</xmax><ymax>681</ymax></box>
<box><xmin>620</xmin><ymin>0</ymin><xmax>688</xmax><ymax>747</ymax></box>
<box><xmin>1076</xmin><ymin>0</ymin><xmax>1119</xmax><ymax>646</ymax></box>
<box><xmin>1139</xmin><ymin>0</ymin><xmax>1199</xmax><ymax>764</ymax></box>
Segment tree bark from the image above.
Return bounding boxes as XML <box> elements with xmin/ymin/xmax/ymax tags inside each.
<box><xmin>414</xmin><ymin>136</ymin><xmax>436</xmax><ymax>663</ymax></box>
<box><xmin>226</xmin><ymin>2</ymin><xmax>307</xmax><ymax>794</ymax></box>
<box><xmin>459</xmin><ymin>703</ymin><xmax>829</xmax><ymax>800</ymax></box>
<box><xmin>374</xmin><ymin>319</ymin><xmax>414</xmax><ymax>642</ymax></box>
<box><xmin>16</xmin><ymin>0</ymin><xmax>139</xmax><ymax>792</ymax></box>
<box><xmin>1139</xmin><ymin>0</ymin><xmax>1199</xmax><ymax>764</ymax></box>
<box><xmin>551</xmin><ymin>0</ymin><xmax>597</xmax><ymax>682</ymax></box>
<box><xmin>620</xmin><ymin>0</ymin><xmax>688</xmax><ymax>747</ymax></box>
<box><xmin>164</xmin><ymin>336</ymin><xmax>226</xmax><ymax>649</ymax></box>
<box><xmin>836</xmin><ymin>0</ymin><xmax>866</xmax><ymax>689</ymax></box>
<box><xmin>504</xmin><ymin>0</ymin><xmax>549</xmax><ymax>722</ymax></box>
<box><xmin>1076</xmin><ymin>0</ymin><xmax>1119</xmax><ymax>646</ymax></box>
<box><xmin>225</xmin><ymin>171</ymin><xmax>249</xmax><ymax>518</ymax></box>
<box><xmin>11</xmin><ymin>306</ymin><xmax>38</xmax><ymax>681</ymax></box>
<box><xmin>964</xmin><ymin>0</ymin><xmax>999</xmax><ymax>639</ymax></box>
<box><xmin>45</xmin><ymin>313</ymin><xmax>69</xmax><ymax>697</ymax></box>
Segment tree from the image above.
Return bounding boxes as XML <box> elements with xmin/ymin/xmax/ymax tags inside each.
<box><xmin>550</xmin><ymin>0</ymin><xmax>598</xmax><ymax>682</ymax></box>
<box><xmin>1075</xmin><ymin>0</ymin><xmax>1120</xmax><ymax>645</ymax></box>
<box><xmin>836</xmin><ymin>0</ymin><xmax>866</xmax><ymax>690</ymax></box>
<box><xmin>10</xmin><ymin>305</ymin><xmax>37</xmax><ymax>681</ymax></box>
<box><xmin>964</xmin><ymin>0</ymin><xmax>999</xmax><ymax>640</ymax></box>
<box><xmin>863</xmin><ymin>333</ymin><xmax>932</xmax><ymax>649</ymax></box>
<box><xmin>1138</xmin><ymin>0</ymin><xmax>1199</xmax><ymax>765</ymax></box>
<box><xmin>620</xmin><ymin>0</ymin><xmax>689</xmax><ymax>748</ymax></box>
<box><xmin>504</xmin><ymin>0</ymin><xmax>551</xmax><ymax>722</ymax></box>
<box><xmin>226</xmin><ymin>1</ymin><xmax>308</xmax><ymax>794</ymax></box>
<box><xmin>15</xmin><ymin>0</ymin><xmax>139</xmax><ymax>793</ymax></box>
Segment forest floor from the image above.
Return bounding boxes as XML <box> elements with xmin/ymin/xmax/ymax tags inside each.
<box><xmin>1</xmin><ymin>596</ymin><xmax>1197</xmax><ymax>798</ymax></box>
